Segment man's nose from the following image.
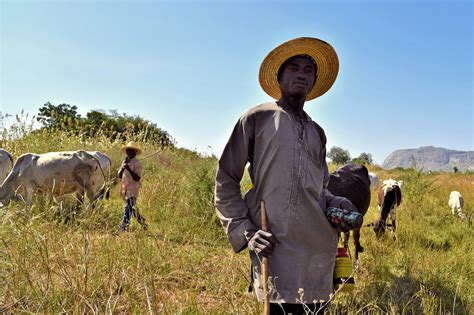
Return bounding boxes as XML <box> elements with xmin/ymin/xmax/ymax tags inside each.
<box><xmin>296</xmin><ymin>72</ymin><xmax>307</xmax><ymax>80</ymax></box>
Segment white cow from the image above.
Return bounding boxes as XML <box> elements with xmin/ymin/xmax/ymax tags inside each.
<box><xmin>64</xmin><ymin>150</ymin><xmax>112</xmax><ymax>180</ymax></box>
<box><xmin>0</xmin><ymin>150</ymin><xmax>106</xmax><ymax>207</ymax></box>
<box><xmin>368</xmin><ymin>172</ymin><xmax>379</xmax><ymax>188</ymax></box>
<box><xmin>89</xmin><ymin>151</ymin><xmax>112</xmax><ymax>173</ymax></box>
<box><xmin>449</xmin><ymin>191</ymin><xmax>464</xmax><ymax>218</ymax></box>
<box><xmin>0</xmin><ymin>149</ymin><xmax>14</xmax><ymax>182</ymax></box>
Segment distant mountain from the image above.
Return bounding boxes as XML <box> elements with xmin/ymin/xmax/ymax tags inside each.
<box><xmin>382</xmin><ymin>146</ymin><xmax>474</xmax><ymax>172</ymax></box>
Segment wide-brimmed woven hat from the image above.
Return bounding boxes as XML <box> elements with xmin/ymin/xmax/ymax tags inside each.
<box><xmin>121</xmin><ymin>141</ymin><xmax>143</xmax><ymax>155</ymax></box>
<box><xmin>259</xmin><ymin>37</ymin><xmax>339</xmax><ymax>101</ymax></box>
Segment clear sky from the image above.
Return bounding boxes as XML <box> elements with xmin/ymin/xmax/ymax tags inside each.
<box><xmin>1</xmin><ymin>0</ymin><xmax>472</xmax><ymax>164</ymax></box>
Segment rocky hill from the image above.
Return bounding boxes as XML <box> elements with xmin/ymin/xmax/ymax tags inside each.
<box><xmin>382</xmin><ymin>146</ymin><xmax>474</xmax><ymax>172</ymax></box>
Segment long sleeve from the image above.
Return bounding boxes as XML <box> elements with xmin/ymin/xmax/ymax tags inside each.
<box><xmin>215</xmin><ymin>114</ymin><xmax>258</xmax><ymax>253</ymax></box>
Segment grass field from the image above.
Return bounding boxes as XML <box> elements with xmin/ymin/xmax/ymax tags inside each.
<box><xmin>1</xmin><ymin>128</ymin><xmax>473</xmax><ymax>314</ymax></box>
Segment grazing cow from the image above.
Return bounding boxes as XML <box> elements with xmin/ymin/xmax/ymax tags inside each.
<box><xmin>449</xmin><ymin>191</ymin><xmax>464</xmax><ymax>218</ymax></box>
<box><xmin>0</xmin><ymin>149</ymin><xmax>14</xmax><ymax>182</ymax></box>
<box><xmin>373</xmin><ymin>179</ymin><xmax>403</xmax><ymax>237</ymax></box>
<box><xmin>368</xmin><ymin>172</ymin><xmax>379</xmax><ymax>189</ymax></box>
<box><xmin>328</xmin><ymin>164</ymin><xmax>371</xmax><ymax>260</ymax></box>
<box><xmin>0</xmin><ymin>150</ymin><xmax>106</xmax><ymax>207</ymax></box>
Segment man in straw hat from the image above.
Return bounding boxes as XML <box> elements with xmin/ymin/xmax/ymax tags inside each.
<box><xmin>215</xmin><ymin>37</ymin><xmax>357</xmax><ymax>313</ymax></box>
<box><xmin>117</xmin><ymin>141</ymin><xmax>148</xmax><ymax>232</ymax></box>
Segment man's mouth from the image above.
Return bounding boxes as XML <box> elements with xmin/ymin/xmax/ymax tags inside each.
<box><xmin>293</xmin><ymin>81</ymin><xmax>307</xmax><ymax>87</ymax></box>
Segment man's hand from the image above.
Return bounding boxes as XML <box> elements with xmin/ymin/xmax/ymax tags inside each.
<box><xmin>340</xmin><ymin>199</ymin><xmax>358</xmax><ymax>212</ymax></box>
<box><xmin>247</xmin><ymin>230</ymin><xmax>279</xmax><ymax>257</ymax></box>
<box><xmin>118</xmin><ymin>161</ymin><xmax>129</xmax><ymax>179</ymax></box>
<box><xmin>120</xmin><ymin>160</ymin><xmax>129</xmax><ymax>170</ymax></box>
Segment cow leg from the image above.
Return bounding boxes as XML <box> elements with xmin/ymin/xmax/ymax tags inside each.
<box><xmin>26</xmin><ymin>187</ymin><xmax>34</xmax><ymax>208</ymax></box>
<box><xmin>392</xmin><ymin>219</ymin><xmax>397</xmax><ymax>239</ymax></box>
<box><xmin>343</xmin><ymin>231</ymin><xmax>350</xmax><ymax>251</ymax></box>
<box><xmin>76</xmin><ymin>190</ymin><xmax>85</xmax><ymax>206</ymax></box>
<box><xmin>353</xmin><ymin>228</ymin><xmax>364</xmax><ymax>260</ymax></box>
<box><xmin>84</xmin><ymin>184</ymin><xmax>99</xmax><ymax>208</ymax></box>
<box><xmin>390</xmin><ymin>208</ymin><xmax>397</xmax><ymax>240</ymax></box>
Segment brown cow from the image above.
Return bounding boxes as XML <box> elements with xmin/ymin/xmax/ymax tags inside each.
<box><xmin>373</xmin><ymin>179</ymin><xmax>403</xmax><ymax>237</ymax></box>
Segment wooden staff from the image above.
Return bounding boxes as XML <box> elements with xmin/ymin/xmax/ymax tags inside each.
<box><xmin>141</xmin><ymin>150</ymin><xmax>161</xmax><ymax>160</ymax></box>
<box><xmin>260</xmin><ymin>200</ymin><xmax>270</xmax><ymax>315</ymax></box>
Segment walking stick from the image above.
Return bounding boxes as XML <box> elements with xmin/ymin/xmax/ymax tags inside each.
<box><xmin>261</xmin><ymin>200</ymin><xmax>270</xmax><ymax>315</ymax></box>
<box><xmin>141</xmin><ymin>150</ymin><xmax>161</xmax><ymax>160</ymax></box>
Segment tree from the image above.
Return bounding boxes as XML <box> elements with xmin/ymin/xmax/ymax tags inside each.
<box><xmin>352</xmin><ymin>152</ymin><xmax>373</xmax><ymax>165</ymax></box>
<box><xmin>36</xmin><ymin>103</ymin><xmax>174</xmax><ymax>148</ymax></box>
<box><xmin>327</xmin><ymin>146</ymin><xmax>351</xmax><ymax>164</ymax></box>
<box><xmin>37</xmin><ymin>102</ymin><xmax>81</xmax><ymax>129</ymax></box>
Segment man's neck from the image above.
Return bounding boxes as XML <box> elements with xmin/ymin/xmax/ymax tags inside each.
<box><xmin>277</xmin><ymin>95</ymin><xmax>306</xmax><ymax>117</ymax></box>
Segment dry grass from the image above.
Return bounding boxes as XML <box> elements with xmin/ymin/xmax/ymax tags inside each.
<box><xmin>1</xmin><ymin>128</ymin><xmax>473</xmax><ymax>314</ymax></box>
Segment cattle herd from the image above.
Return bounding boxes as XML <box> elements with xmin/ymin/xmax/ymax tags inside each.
<box><xmin>0</xmin><ymin>148</ymin><xmax>469</xmax><ymax>258</ymax></box>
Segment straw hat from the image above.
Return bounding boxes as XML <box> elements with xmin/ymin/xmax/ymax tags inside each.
<box><xmin>121</xmin><ymin>141</ymin><xmax>143</xmax><ymax>155</ymax></box>
<box><xmin>259</xmin><ymin>37</ymin><xmax>339</xmax><ymax>101</ymax></box>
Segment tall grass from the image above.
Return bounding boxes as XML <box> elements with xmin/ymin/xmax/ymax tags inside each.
<box><xmin>0</xmin><ymin>127</ymin><xmax>473</xmax><ymax>313</ymax></box>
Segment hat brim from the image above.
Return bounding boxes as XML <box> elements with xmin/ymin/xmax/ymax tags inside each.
<box><xmin>259</xmin><ymin>37</ymin><xmax>339</xmax><ymax>101</ymax></box>
<box><xmin>121</xmin><ymin>146</ymin><xmax>143</xmax><ymax>155</ymax></box>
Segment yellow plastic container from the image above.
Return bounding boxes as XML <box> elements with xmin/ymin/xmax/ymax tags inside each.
<box><xmin>334</xmin><ymin>247</ymin><xmax>355</xmax><ymax>292</ymax></box>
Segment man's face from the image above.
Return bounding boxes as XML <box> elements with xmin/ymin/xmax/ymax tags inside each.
<box><xmin>278</xmin><ymin>56</ymin><xmax>316</xmax><ymax>99</ymax></box>
<box><xmin>126</xmin><ymin>149</ymin><xmax>137</xmax><ymax>159</ymax></box>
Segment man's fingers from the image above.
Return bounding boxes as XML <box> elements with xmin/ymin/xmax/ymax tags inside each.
<box><xmin>254</xmin><ymin>243</ymin><xmax>273</xmax><ymax>257</ymax></box>
<box><xmin>248</xmin><ymin>229</ymin><xmax>279</xmax><ymax>257</ymax></box>
<box><xmin>254</xmin><ymin>237</ymin><xmax>273</xmax><ymax>251</ymax></box>
<box><xmin>258</xmin><ymin>230</ymin><xmax>279</xmax><ymax>245</ymax></box>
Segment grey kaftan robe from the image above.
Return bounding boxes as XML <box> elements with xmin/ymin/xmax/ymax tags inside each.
<box><xmin>215</xmin><ymin>102</ymin><xmax>352</xmax><ymax>303</ymax></box>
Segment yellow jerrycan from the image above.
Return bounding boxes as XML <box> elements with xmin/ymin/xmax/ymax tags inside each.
<box><xmin>333</xmin><ymin>247</ymin><xmax>355</xmax><ymax>292</ymax></box>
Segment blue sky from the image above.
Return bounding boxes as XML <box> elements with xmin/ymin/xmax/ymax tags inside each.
<box><xmin>1</xmin><ymin>0</ymin><xmax>472</xmax><ymax>164</ymax></box>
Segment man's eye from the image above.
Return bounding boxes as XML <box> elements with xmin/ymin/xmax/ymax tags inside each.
<box><xmin>288</xmin><ymin>66</ymin><xmax>298</xmax><ymax>72</ymax></box>
<box><xmin>304</xmin><ymin>68</ymin><xmax>314</xmax><ymax>74</ymax></box>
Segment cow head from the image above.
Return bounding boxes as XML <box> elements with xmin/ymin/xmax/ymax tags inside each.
<box><xmin>0</xmin><ymin>167</ymin><xmax>19</xmax><ymax>204</ymax></box>
<box><xmin>0</xmin><ymin>184</ymin><xmax>16</xmax><ymax>205</ymax></box>
<box><xmin>373</xmin><ymin>220</ymin><xmax>386</xmax><ymax>238</ymax></box>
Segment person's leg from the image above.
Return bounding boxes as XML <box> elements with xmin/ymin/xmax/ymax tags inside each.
<box><xmin>269</xmin><ymin>303</ymin><xmax>285</xmax><ymax>315</ymax></box>
<box><xmin>120</xmin><ymin>198</ymin><xmax>133</xmax><ymax>230</ymax></box>
<box><xmin>269</xmin><ymin>303</ymin><xmax>310</xmax><ymax>315</ymax></box>
<box><xmin>130</xmin><ymin>197</ymin><xmax>148</xmax><ymax>230</ymax></box>
<box><xmin>269</xmin><ymin>303</ymin><xmax>327</xmax><ymax>315</ymax></box>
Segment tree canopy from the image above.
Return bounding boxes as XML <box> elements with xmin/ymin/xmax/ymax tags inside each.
<box><xmin>37</xmin><ymin>102</ymin><xmax>174</xmax><ymax>148</ymax></box>
<box><xmin>327</xmin><ymin>146</ymin><xmax>351</xmax><ymax>165</ymax></box>
<box><xmin>352</xmin><ymin>152</ymin><xmax>373</xmax><ymax>165</ymax></box>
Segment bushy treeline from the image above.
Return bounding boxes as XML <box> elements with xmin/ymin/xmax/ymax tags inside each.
<box><xmin>328</xmin><ymin>145</ymin><xmax>373</xmax><ymax>166</ymax></box>
<box><xmin>36</xmin><ymin>102</ymin><xmax>174</xmax><ymax>148</ymax></box>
